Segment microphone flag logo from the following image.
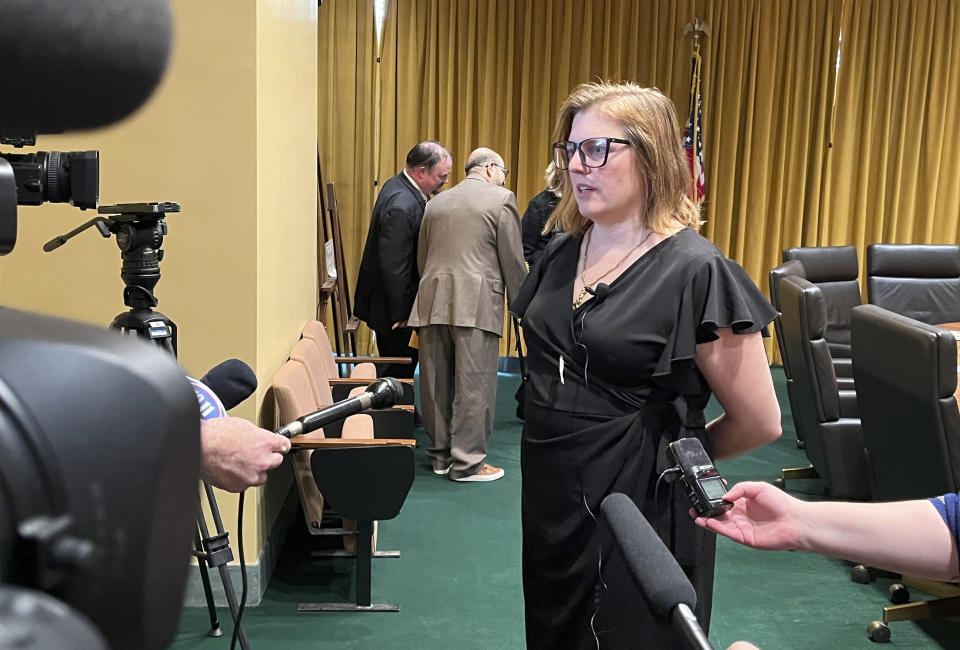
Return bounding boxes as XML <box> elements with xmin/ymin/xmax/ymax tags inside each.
<box><xmin>188</xmin><ymin>377</ymin><xmax>226</xmax><ymax>420</ymax></box>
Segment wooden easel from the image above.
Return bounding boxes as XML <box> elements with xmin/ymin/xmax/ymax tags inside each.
<box><xmin>316</xmin><ymin>148</ymin><xmax>336</xmax><ymax>323</ymax></box>
<box><xmin>324</xmin><ymin>181</ymin><xmax>361</xmax><ymax>365</ymax></box>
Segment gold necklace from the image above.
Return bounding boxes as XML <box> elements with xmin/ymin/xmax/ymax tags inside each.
<box><xmin>573</xmin><ymin>226</ymin><xmax>655</xmax><ymax>308</ymax></box>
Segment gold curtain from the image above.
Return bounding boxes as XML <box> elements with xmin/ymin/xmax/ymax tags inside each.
<box><xmin>821</xmin><ymin>0</ymin><xmax>960</xmax><ymax>250</ymax></box>
<box><xmin>319</xmin><ymin>0</ymin><xmax>960</xmax><ymax>362</ymax></box>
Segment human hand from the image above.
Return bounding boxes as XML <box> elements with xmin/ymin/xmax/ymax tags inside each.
<box><xmin>391</xmin><ymin>320</ymin><xmax>407</xmax><ymax>330</ymax></box>
<box><xmin>200</xmin><ymin>416</ymin><xmax>291</xmax><ymax>492</ymax></box>
<box><xmin>691</xmin><ymin>481</ymin><xmax>801</xmax><ymax>551</ymax></box>
<box><xmin>727</xmin><ymin>642</ymin><xmax>761</xmax><ymax>650</ymax></box>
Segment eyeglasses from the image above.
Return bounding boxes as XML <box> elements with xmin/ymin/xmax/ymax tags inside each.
<box><xmin>489</xmin><ymin>162</ymin><xmax>509</xmax><ymax>176</ymax></box>
<box><xmin>552</xmin><ymin>137</ymin><xmax>631</xmax><ymax>170</ymax></box>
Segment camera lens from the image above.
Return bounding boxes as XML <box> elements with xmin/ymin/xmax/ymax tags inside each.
<box><xmin>0</xmin><ymin>150</ymin><xmax>99</xmax><ymax>209</ymax></box>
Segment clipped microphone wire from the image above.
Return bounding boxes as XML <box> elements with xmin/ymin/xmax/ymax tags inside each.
<box><xmin>654</xmin><ymin>468</ymin><xmax>682</xmax><ymax>540</ymax></box>
<box><xmin>584</xmin><ymin>491</ymin><xmax>605</xmax><ymax>650</ymax></box>
<box><xmin>575</xmin><ymin>309</ymin><xmax>591</xmax><ymax>392</ymax></box>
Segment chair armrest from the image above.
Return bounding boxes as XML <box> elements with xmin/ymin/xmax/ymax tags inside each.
<box><xmin>332</xmin><ymin>356</ymin><xmax>413</xmax><ymax>365</ymax></box>
<box><xmin>320</xmin><ymin>407</ymin><xmax>414</xmax><ymax>438</ymax></box>
<box><xmin>330</xmin><ymin>380</ymin><xmax>414</xmax><ymax>404</ymax></box>
<box><xmin>838</xmin><ymin>389</ymin><xmax>859</xmax><ymax>418</ymax></box>
<box><xmin>290</xmin><ymin>437</ymin><xmax>416</xmax><ymax>448</ymax></box>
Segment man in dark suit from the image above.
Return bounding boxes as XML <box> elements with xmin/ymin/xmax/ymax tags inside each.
<box><xmin>354</xmin><ymin>141</ymin><xmax>453</xmax><ymax>379</ymax></box>
<box><xmin>407</xmin><ymin>148</ymin><xmax>527</xmax><ymax>481</ymax></box>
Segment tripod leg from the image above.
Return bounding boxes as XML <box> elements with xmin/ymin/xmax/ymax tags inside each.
<box><xmin>194</xmin><ymin>525</ymin><xmax>223</xmax><ymax>638</ymax></box>
<box><xmin>198</xmin><ymin>483</ymin><xmax>250</xmax><ymax>650</ymax></box>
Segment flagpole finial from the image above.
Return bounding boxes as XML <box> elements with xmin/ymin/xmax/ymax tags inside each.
<box><xmin>683</xmin><ymin>17</ymin><xmax>710</xmax><ymax>45</ymax></box>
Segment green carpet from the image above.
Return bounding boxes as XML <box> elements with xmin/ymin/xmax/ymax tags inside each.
<box><xmin>173</xmin><ymin>368</ymin><xmax>960</xmax><ymax>649</ymax></box>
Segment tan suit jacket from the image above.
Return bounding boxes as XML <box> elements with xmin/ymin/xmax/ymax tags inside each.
<box><xmin>407</xmin><ymin>176</ymin><xmax>527</xmax><ymax>336</ymax></box>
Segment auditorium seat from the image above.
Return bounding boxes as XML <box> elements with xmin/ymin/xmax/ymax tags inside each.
<box><xmin>777</xmin><ymin>275</ymin><xmax>869</xmax><ymax>499</ymax></box>
<box><xmin>272</xmin><ymin>359</ymin><xmax>415</xmax><ymax>611</ymax></box>
<box><xmin>301</xmin><ymin>320</ymin><xmax>415</xmax><ymax>404</ymax></box>
<box><xmin>289</xmin><ymin>337</ymin><xmax>414</xmax><ymax>437</ymax></box>
<box><xmin>850</xmin><ymin>304</ymin><xmax>960</xmax><ymax>640</ymax></box>
<box><xmin>865</xmin><ymin>243</ymin><xmax>960</xmax><ymax>326</ymax></box>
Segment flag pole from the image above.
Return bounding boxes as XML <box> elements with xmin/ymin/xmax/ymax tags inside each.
<box><xmin>683</xmin><ymin>18</ymin><xmax>710</xmax><ymax>207</ymax></box>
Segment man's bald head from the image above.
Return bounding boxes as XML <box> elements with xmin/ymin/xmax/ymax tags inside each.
<box><xmin>464</xmin><ymin>147</ymin><xmax>508</xmax><ymax>186</ymax></box>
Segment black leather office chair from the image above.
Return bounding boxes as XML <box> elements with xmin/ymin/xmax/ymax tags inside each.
<box><xmin>850</xmin><ymin>304</ymin><xmax>960</xmax><ymax>641</ymax></box>
<box><xmin>783</xmin><ymin>245</ymin><xmax>862</xmax><ymax>379</ymax></box>
<box><xmin>769</xmin><ymin>260</ymin><xmax>810</xmax><ymax>451</ymax></box>
<box><xmin>777</xmin><ymin>276</ymin><xmax>869</xmax><ymax>498</ymax></box>
<box><xmin>866</xmin><ymin>244</ymin><xmax>960</xmax><ymax>325</ymax></box>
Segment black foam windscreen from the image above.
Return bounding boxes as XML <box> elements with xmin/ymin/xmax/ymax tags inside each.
<box><xmin>0</xmin><ymin>0</ymin><xmax>173</xmax><ymax>134</ymax></box>
<box><xmin>199</xmin><ymin>359</ymin><xmax>258</xmax><ymax>411</ymax></box>
<box><xmin>369</xmin><ymin>377</ymin><xmax>404</xmax><ymax>409</ymax></box>
<box><xmin>601</xmin><ymin>492</ymin><xmax>698</xmax><ymax>621</ymax></box>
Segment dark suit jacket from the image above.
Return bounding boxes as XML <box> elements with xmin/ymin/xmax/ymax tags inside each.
<box><xmin>521</xmin><ymin>189</ymin><xmax>559</xmax><ymax>267</ymax></box>
<box><xmin>354</xmin><ymin>172</ymin><xmax>427</xmax><ymax>332</ymax></box>
<box><xmin>407</xmin><ymin>176</ymin><xmax>527</xmax><ymax>336</ymax></box>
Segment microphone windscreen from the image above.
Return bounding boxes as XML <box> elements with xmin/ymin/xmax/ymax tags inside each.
<box><xmin>601</xmin><ymin>492</ymin><xmax>697</xmax><ymax>620</ymax></box>
<box><xmin>593</xmin><ymin>283</ymin><xmax>610</xmax><ymax>304</ymax></box>
<box><xmin>199</xmin><ymin>359</ymin><xmax>257</xmax><ymax>411</ymax></box>
<box><xmin>0</xmin><ymin>0</ymin><xmax>173</xmax><ymax>134</ymax></box>
<box><xmin>368</xmin><ymin>377</ymin><xmax>404</xmax><ymax>409</ymax></box>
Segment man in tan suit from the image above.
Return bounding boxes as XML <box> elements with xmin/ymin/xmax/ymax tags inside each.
<box><xmin>408</xmin><ymin>148</ymin><xmax>527</xmax><ymax>481</ymax></box>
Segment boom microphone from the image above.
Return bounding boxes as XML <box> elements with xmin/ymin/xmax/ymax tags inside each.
<box><xmin>0</xmin><ymin>0</ymin><xmax>173</xmax><ymax>134</ymax></box>
<box><xmin>275</xmin><ymin>377</ymin><xmax>404</xmax><ymax>438</ymax></box>
<box><xmin>189</xmin><ymin>359</ymin><xmax>257</xmax><ymax>419</ymax></box>
<box><xmin>601</xmin><ymin>493</ymin><xmax>713</xmax><ymax>650</ymax></box>
<box><xmin>199</xmin><ymin>359</ymin><xmax>258</xmax><ymax>411</ymax></box>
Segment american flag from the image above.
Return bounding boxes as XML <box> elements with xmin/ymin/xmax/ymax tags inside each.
<box><xmin>684</xmin><ymin>49</ymin><xmax>705</xmax><ymax>205</ymax></box>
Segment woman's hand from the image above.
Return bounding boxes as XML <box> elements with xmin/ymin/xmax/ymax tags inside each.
<box><xmin>691</xmin><ymin>481</ymin><xmax>801</xmax><ymax>551</ymax></box>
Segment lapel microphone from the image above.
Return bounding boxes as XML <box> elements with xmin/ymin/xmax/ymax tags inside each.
<box><xmin>585</xmin><ymin>282</ymin><xmax>610</xmax><ymax>304</ymax></box>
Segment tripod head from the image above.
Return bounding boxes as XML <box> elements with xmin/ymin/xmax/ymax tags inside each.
<box><xmin>44</xmin><ymin>201</ymin><xmax>181</xmax><ymax>355</ymax></box>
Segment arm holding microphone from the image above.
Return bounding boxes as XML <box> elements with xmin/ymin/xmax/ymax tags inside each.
<box><xmin>191</xmin><ymin>358</ymin><xmax>291</xmax><ymax>493</ymax></box>
<box><xmin>692</xmin><ymin>481</ymin><xmax>960</xmax><ymax>583</ymax></box>
<box><xmin>200</xmin><ymin>417</ymin><xmax>290</xmax><ymax>493</ymax></box>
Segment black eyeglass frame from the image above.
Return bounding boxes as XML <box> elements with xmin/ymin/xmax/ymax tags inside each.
<box><xmin>552</xmin><ymin>137</ymin><xmax>631</xmax><ymax>170</ymax></box>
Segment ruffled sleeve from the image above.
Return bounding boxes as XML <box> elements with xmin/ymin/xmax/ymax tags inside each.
<box><xmin>653</xmin><ymin>255</ymin><xmax>777</xmax><ymax>384</ymax></box>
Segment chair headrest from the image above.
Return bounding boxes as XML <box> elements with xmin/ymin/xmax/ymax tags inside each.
<box><xmin>867</xmin><ymin>244</ymin><xmax>960</xmax><ymax>277</ymax></box>
<box><xmin>783</xmin><ymin>246</ymin><xmax>859</xmax><ymax>283</ymax></box>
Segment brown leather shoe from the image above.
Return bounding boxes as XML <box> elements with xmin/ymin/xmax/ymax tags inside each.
<box><xmin>451</xmin><ymin>463</ymin><xmax>504</xmax><ymax>482</ymax></box>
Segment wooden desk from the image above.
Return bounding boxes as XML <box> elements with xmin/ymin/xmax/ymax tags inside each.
<box><xmin>935</xmin><ymin>323</ymin><xmax>960</xmax><ymax>403</ymax></box>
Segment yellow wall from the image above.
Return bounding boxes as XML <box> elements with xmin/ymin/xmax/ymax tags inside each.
<box><xmin>0</xmin><ymin>0</ymin><xmax>317</xmax><ymax>560</ymax></box>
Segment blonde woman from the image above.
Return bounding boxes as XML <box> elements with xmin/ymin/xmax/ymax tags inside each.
<box><xmin>512</xmin><ymin>82</ymin><xmax>781</xmax><ymax>648</ymax></box>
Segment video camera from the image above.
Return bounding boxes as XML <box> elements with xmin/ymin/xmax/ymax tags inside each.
<box><xmin>0</xmin><ymin>134</ymin><xmax>100</xmax><ymax>256</ymax></box>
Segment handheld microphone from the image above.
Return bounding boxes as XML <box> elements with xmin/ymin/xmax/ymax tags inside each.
<box><xmin>601</xmin><ymin>493</ymin><xmax>713</xmax><ymax>650</ymax></box>
<box><xmin>189</xmin><ymin>359</ymin><xmax>258</xmax><ymax>419</ymax></box>
<box><xmin>275</xmin><ymin>377</ymin><xmax>404</xmax><ymax>438</ymax></box>
<box><xmin>585</xmin><ymin>282</ymin><xmax>610</xmax><ymax>304</ymax></box>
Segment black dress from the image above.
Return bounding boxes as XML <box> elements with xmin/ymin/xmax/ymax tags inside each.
<box><xmin>513</xmin><ymin>228</ymin><xmax>776</xmax><ymax>649</ymax></box>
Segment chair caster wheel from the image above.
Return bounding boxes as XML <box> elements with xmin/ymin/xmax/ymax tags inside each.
<box><xmin>867</xmin><ymin>621</ymin><xmax>890</xmax><ymax>642</ymax></box>
<box><xmin>773</xmin><ymin>478</ymin><xmax>785</xmax><ymax>490</ymax></box>
<box><xmin>889</xmin><ymin>583</ymin><xmax>910</xmax><ymax>604</ymax></box>
<box><xmin>851</xmin><ymin>564</ymin><xmax>872</xmax><ymax>584</ymax></box>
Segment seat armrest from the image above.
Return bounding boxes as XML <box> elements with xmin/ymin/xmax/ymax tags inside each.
<box><xmin>838</xmin><ymin>389</ymin><xmax>859</xmax><ymax>418</ymax></box>
<box><xmin>290</xmin><ymin>437</ymin><xmax>416</xmax><ymax>448</ymax></box>
<box><xmin>330</xmin><ymin>380</ymin><xmax>414</xmax><ymax>404</ymax></box>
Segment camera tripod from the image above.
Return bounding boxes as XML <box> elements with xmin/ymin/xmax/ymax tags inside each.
<box><xmin>45</xmin><ymin>202</ymin><xmax>249</xmax><ymax>648</ymax></box>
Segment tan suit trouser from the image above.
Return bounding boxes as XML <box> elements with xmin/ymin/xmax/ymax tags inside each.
<box><xmin>418</xmin><ymin>324</ymin><xmax>499</xmax><ymax>479</ymax></box>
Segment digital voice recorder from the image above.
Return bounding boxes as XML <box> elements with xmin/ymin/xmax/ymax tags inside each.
<box><xmin>666</xmin><ymin>437</ymin><xmax>733</xmax><ymax>518</ymax></box>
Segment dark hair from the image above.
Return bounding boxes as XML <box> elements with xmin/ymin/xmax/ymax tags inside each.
<box><xmin>406</xmin><ymin>140</ymin><xmax>451</xmax><ymax>171</ymax></box>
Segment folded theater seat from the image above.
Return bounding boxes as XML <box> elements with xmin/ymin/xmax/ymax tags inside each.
<box><xmin>272</xmin><ymin>358</ymin><xmax>415</xmax><ymax>611</ymax></box>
